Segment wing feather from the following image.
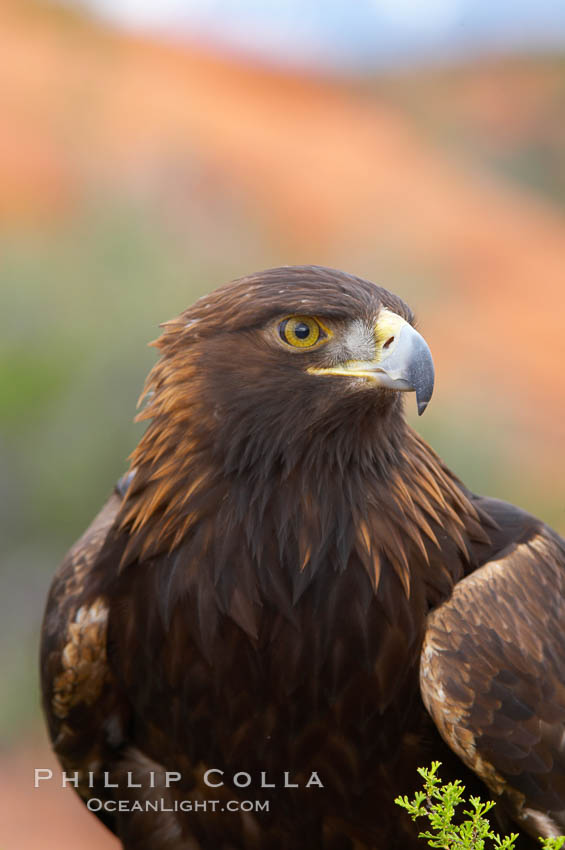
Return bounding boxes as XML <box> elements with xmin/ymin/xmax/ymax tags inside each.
<box><xmin>421</xmin><ymin>503</ymin><xmax>565</xmax><ymax>839</ymax></box>
<box><xmin>40</xmin><ymin>488</ymin><xmax>128</xmax><ymax>832</ymax></box>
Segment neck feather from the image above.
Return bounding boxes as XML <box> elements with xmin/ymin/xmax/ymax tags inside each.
<box><xmin>115</xmin><ymin>361</ymin><xmax>488</xmax><ymax>614</ymax></box>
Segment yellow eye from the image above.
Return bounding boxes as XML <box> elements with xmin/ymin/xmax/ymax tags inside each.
<box><xmin>279</xmin><ymin>316</ymin><xmax>323</xmax><ymax>348</ymax></box>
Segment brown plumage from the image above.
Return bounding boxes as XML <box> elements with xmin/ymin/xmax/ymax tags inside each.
<box><xmin>40</xmin><ymin>266</ymin><xmax>565</xmax><ymax>849</ymax></box>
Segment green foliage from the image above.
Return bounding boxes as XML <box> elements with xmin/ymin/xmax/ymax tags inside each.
<box><xmin>395</xmin><ymin>762</ymin><xmax>565</xmax><ymax>850</ymax></box>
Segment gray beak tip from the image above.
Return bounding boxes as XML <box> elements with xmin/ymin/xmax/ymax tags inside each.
<box><xmin>392</xmin><ymin>323</ymin><xmax>435</xmax><ymax>415</ymax></box>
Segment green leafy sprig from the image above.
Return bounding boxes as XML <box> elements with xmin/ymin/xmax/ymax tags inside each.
<box><xmin>395</xmin><ymin>761</ymin><xmax>565</xmax><ymax>850</ymax></box>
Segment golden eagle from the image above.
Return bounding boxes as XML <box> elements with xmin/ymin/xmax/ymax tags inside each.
<box><xmin>41</xmin><ymin>266</ymin><xmax>565</xmax><ymax>849</ymax></box>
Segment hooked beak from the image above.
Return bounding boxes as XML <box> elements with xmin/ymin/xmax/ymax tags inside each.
<box><xmin>369</xmin><ymin>320</ymin><xmax>435</xmax><ymax>415</ymax></box>
<box><xmin>308</xmin><ymin>311</ymin><xmax>435</xmax><ymax>415</ymax></box>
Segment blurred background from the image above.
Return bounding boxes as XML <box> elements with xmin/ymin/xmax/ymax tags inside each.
<box><xmin>1</xmin><ymin>0</ymin><xmax>564</xmax><ymax>845</ymax></box>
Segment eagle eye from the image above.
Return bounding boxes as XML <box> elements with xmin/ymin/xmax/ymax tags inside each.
<box><xmin>278</xmin><ymin>316</ymin><xmax>326</xmax><ymax>349</ymax></box>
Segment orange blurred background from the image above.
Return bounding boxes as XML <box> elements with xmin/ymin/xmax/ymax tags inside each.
<box><xmin>1</xmin><ymin>0</ymin><xmax>564</xmax><ymax>846</ymax></box>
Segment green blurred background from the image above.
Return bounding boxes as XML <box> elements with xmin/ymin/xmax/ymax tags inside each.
<box><xmin>1</xmin><ymin>1</ymin><xmax>564</xmax><ymax>846</ymax></box>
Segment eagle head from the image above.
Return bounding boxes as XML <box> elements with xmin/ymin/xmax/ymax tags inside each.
<box><xmin>149</xmin><ymin>265</ymin><xmax>432</xmax><ymax>455</ymax></box>
<box><xmin>120</xmin><ymin>266</ymin><xmax>436</xmax><ymax>565</ymax></box>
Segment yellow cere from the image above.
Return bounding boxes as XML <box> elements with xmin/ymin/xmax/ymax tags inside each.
<box><xmin>373</xmin><ymin>309</ymin><xmax>408</xmax><ymax>361</ymax></box>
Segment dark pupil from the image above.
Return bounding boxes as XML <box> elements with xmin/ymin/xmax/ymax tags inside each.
<box><xmin>294</xmin><ymin>322</ymin><xmax>311</xmax><ymax>340</ymax></box>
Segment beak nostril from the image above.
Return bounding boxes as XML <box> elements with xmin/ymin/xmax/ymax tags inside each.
<box><xmin>383</xmin><ymin>336</ymin><xmax>395</xmax><ymax>350</ymax></box>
